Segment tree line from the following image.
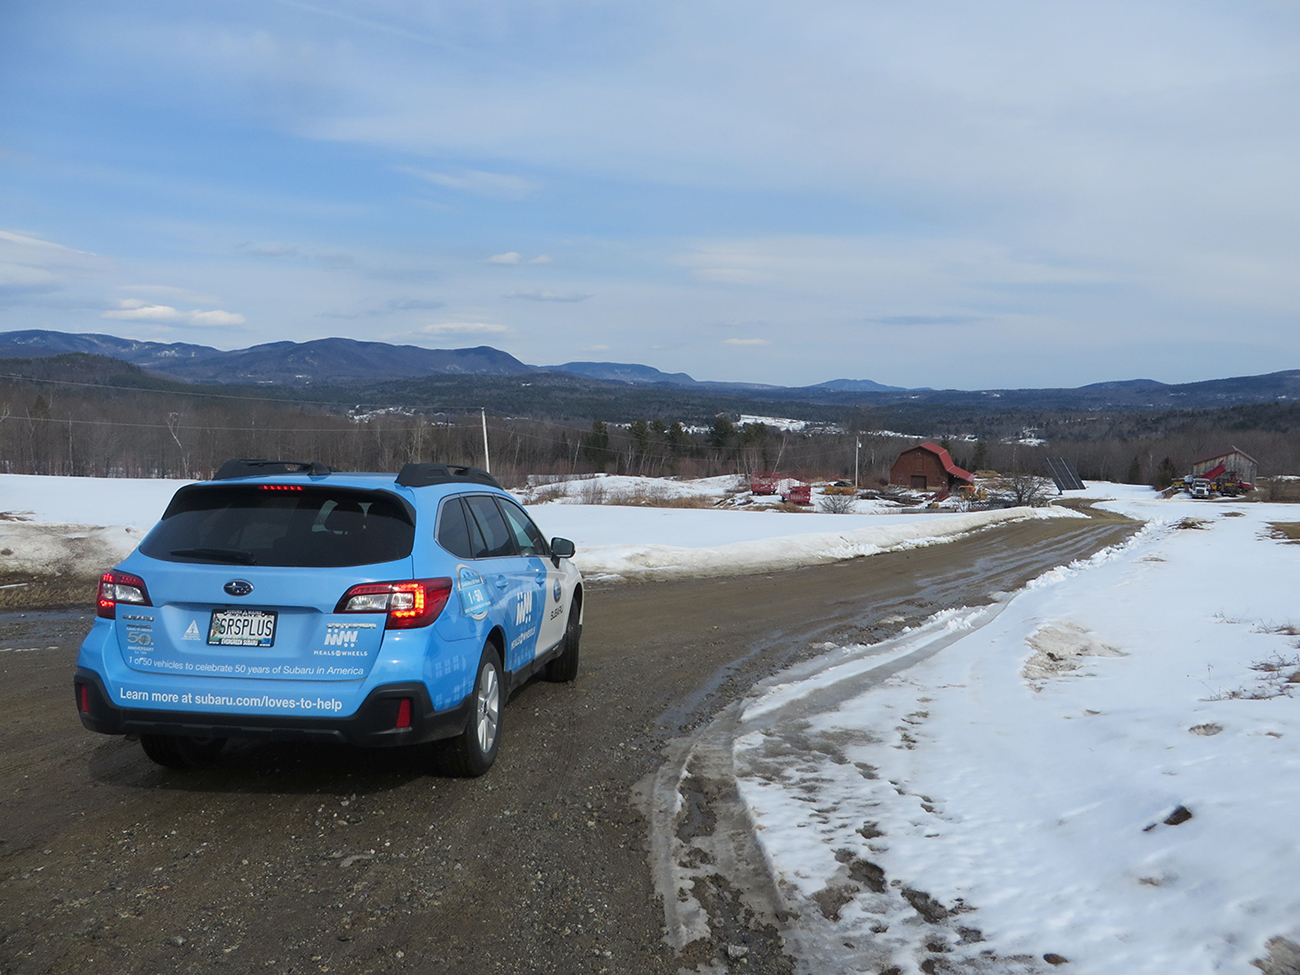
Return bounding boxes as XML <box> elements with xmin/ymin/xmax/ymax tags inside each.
<box><xmin>3</xmin><ymin>373</ymin><xmax>1297</xmax><ymax>489</ymax></box>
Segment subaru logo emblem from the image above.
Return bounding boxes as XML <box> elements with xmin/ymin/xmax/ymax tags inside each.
<box><xmin>224</xmin><ymin>580</ymin><xmax>254</xmax><ymax>597</ymax></box>
<box><xmin>552</xmin><ymin>579</ymin><xmax>562</xmax><ymax>603</ymax></box>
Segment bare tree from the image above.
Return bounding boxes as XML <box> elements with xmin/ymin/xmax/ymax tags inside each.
<box><xmin>818</xmin><ymin>493</ymin><xmax>857</xmax><ymax>514</ymax></box>
<box><xmin>1004</xmin><ymin>472</ymin><xmax>1054</xmax><ymax>507</ymax></box>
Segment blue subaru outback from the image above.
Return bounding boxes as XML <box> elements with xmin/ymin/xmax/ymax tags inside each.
<box><xmin>74</xmin><ymin>460</ymin><xmax>583</xmax><ymax>776</ymax></box>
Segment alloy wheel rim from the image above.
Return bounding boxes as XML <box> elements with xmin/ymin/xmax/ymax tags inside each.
<box><xmin>475</xmin><ymin>665</ymin><xmax>500</xmax><ymax>753</ymax></box>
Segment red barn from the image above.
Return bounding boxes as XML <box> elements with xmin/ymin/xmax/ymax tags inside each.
<box><xmin>890</xmin><ymin>442</ymin><xmax>974</xmax><ymax>493</ymax></box>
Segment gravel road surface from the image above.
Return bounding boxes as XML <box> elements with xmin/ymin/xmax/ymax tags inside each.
<box><xmin>0</xmin><ymin>512</ymin><xmax>1134</xmax><ymax>975</ymax></box>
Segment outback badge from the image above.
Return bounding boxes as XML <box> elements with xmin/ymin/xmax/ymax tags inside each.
<box><xmin>224</xmin><ymin>579</ymin><xmax>254</xmax><ymax>597</ymax></box>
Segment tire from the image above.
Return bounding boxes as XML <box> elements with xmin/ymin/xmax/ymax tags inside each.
<box><xmin>139</xmin><ymin>734</ymin><xmax>227</xmax><ymax>769</ymax></box>
<box><xmin>544</xmin><ymin>599</ymin><xmax>581</xmax><ymax>683</ymax></box>
<box><xmin>434</xmin><ymin>643</ymin><xmax>504</xmax><ymax>778</ymax></box>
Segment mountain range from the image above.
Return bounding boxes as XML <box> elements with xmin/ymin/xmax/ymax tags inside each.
<box><xmin>0</xmin><ymin>329</ymin><xmax>909</xmax><ymax>393</ymax></box>
<box><xmin>0</xmin><ymin>329</ymin><xmax>1296</xmax><ymax>412</ymax></box>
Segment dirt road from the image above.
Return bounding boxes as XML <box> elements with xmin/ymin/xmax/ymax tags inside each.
<box><xmin>0</xmin><ymin>513</ymin><xmax>1134</xmax><ymax>975</ymax></box>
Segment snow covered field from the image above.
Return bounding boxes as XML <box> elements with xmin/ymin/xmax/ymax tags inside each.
<box><xmin>726</xmin><ymin>493</ymin><xmax>1300</xmax><ymax>974</ymax></box>
<box><xmin>0</xmin><ymin>472</ymin><xmax>1082</xmax><ymax>581</ymax></box>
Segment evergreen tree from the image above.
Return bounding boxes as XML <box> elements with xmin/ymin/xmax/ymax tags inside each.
<box><xmin>582</xmin><ymin>418</ymin><xmax>610</xmax><ymax>468</ymax></box>
<box><xmin>708</xmin><ymin>415</ymin><xmax>735</xmax><ymax>451</ymax></box>
<box><xmin>666</xmin><ymin>421</ymin><xmax>689</xmax><ymax>455</ymax></box>
<box><xmin>1154</xmin><ymin>456</ymin><xmax>1180</xmax><ymax>489</ymax></box>
<box><xmin>1127</xmin><ymin>456</ymin><xmax>1142</xmax><ymax>484</ymax></box>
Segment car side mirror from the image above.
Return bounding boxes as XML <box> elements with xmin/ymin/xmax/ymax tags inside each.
<box><xmin>550</xmin><ymin>537</ymin><xmax>576</xmax><ymax>559</ymax></box>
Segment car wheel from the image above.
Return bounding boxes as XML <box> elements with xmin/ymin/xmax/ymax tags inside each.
<box><xmin>139</xmin><ymin>734</ymin><xmax>227</xmax><ymax>769</ymax></box>
<box><xmin>544</xmin><ymin>599</ymin><xmax>581</xmax><ymax>683</ymax></box>
<box><xmin>434</xmin><ymin>643</ymin><xmax>503</xmax><ymax>778</ymax></box>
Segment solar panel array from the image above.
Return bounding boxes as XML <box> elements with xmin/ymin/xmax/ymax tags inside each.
<box><xmin>1044</xmin><ymin>457</ymin><xmax>1085</xmax><ymax>492</ymax></box>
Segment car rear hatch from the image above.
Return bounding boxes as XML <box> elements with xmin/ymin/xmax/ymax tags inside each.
<box><xmin>115</xmin><ymin>482</ymin><xmax>416</xmax><ymax>682</ymax></box>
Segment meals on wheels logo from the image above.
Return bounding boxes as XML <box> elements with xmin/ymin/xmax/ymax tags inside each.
<box><xmin>515</xmin><ymin>589</ymin><xmax>534</xmax><ymax>626</ymax></box>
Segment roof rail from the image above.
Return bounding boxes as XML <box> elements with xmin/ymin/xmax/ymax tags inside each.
<box><xmin>213</xmin><ymin>459</ymin><xmax>334</xmax><ymax>480</ymax></box>
<box><xmin>395</xmin><ymin>463</ymin><xmax>502</xmax><ymax>489</ymax></box>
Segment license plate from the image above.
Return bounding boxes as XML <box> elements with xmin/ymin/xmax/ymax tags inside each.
<box><xmin>208</xmin><ymin>609</ymin><xmax>277</xmax><ymax>647</ymax></box>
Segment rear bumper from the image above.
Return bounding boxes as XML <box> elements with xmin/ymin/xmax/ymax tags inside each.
<box><xmin>73</xmin><ymin>668</ymin><xmax>469</xmax><ymax>747</ymax></box>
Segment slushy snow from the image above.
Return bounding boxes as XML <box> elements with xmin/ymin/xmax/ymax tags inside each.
<box><xmin>729</xmin><ymin>492</ymin><xmax>1300</xmax><ymax>974</ymax></box>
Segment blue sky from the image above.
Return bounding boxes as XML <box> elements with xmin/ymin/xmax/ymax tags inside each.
<box><xmin>1</xmin><ymin>1</ymin><xmax>1297</xmax><ymax>388</ymax></box>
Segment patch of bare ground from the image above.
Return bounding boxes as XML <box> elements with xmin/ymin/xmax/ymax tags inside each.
<box><xmin>1254</xmin><ymin>936</ymin><xmax>1300</xmax><ymax>975</ymax></box>
<box><xmin>1258</xmin><ymin>477</ymin><xmax>1300</xmax><ymax>504</ymax></box>
<box><xmin>1265</xmin><ymin>522</ymin><xmax>1300</xmax><ymax>543</ymax></box>
<box><xmin>0</xmin><ymin>571</ymin><xmax>97</xmax><ymax>611</ymax></box>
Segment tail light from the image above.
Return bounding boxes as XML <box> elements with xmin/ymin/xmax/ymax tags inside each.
<box><xmin>334</xmin><ymin>578</ymin><xmax>453</xmax><ymax>630</ymax></box>
<box><xmin>78</xmin><ymin>684</ymin><xmax>91</xmax><ymax>713</ymax></box>
<box><xmin>97</xmin><ymin>570</ymin><xmax>151</xmax><ymax>619</ymax></box>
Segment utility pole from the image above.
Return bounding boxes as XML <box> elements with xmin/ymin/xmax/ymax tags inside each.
<box><xmin>481</xmin><ymin>408</ymin><xmax>491</xmax><ymax>473</ymax></box>
<box><xmin>855</xmin><ymin>438</ymin><xmax>861</xmax><ymax>489</ymax></box>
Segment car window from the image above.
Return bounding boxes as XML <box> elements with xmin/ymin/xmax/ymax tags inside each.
<box><xmin>463</xmin><ymin>495</ymin><xmax>517</xmax><ymax>559</ymax></box>
<box><xmin>436</xmin><ymin>497</ymin><xmax>475</xmax><ymax>560</ymax></box>
<box><xmin>497</xmin><ymin>498</ymin><xmax>547</xmax><ymax>557</ymax></box>
<box><xmin>139</xmin><ymin>486</ymin><xmax>415</xmax><ymax>567</ymax></box>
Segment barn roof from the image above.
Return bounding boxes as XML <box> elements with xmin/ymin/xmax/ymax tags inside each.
<box><xmin>904</xmin><ymin>442</ymin><xmax>974</xmax><ymax>483</ymax></box>
<box><xmin>1191</xmin><ymin>445</ymin><xmax>1259</xmax><ymax>467</ymax></box>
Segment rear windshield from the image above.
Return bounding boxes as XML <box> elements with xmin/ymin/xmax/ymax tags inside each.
<box><xmin>139</xmin><ymin>485</ymin><xmax>415</xmax><ymax>567</ymax></box>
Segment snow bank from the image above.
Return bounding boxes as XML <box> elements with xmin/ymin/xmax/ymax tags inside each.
<box><xmin>0</xmin><ymin>474</ymin><xmax>189</xmax><ymax>578</ymax></box>
<box><xmin>0</xmin><ymin>521</ymin><xmax>146</xmax><ymax>577</ymax></box>
<box><xmin>544</xmin><ymin>504</ymin><xmax>1083</xmax><ymax>582</ymax></box>
<box><xmin>520</xmin><ymin>472</ymin><xmax>742</xmax><ymax>504</ymax></box>
<box><xmin>731</xmin><ymin>500</ymin><xmax>1300</xmax><ymax>974</ymax></box>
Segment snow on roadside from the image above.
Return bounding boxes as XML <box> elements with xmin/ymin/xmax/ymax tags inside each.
<box><xmin>539</xmin><ymin>504</ymin><xmax>1084</xmax><ymax>582</ymax></box>
<box><xmin>731</xmin><ymin>499</ymin><xmax>1300</xmax><ymax>974</ymax></box>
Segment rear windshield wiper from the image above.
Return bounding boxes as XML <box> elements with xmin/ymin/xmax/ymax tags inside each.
<box><xmin>169</xmin><ymin>547</ymin><xmax>258</xmax><ymax>565</ymax></box>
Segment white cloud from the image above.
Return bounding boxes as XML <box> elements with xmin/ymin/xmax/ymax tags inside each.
<box><xmin>397</xmin><ymin>166</ymin><xmax>538</xmax><ymax>199</ymax></box>
<box><xmin>486</xmin><ymin>252</ymin><xmax>522</xmax><ymax>265</ymax></box>
<box><xmin>101</xmin><ymin>299</ymin><xmax>246</xmax><ymax>327</ymax></box>
<box><xmin>0</xmin><ymin>229</ymin><xmax>96</xmax><ymax>258</ymax></box>
<box><xmin>419</xmin><ymin>321</ymin><xmax>510</xmax><ymax>335</ymax></box>
<box><xmin>723</xmin><ymin>337</ymin><xmax>770</xmax><ymax>346</ymax></box>
<box><xmin>505</xmin><ymin>289</ymin><xmax>591</xmax><ymax>303</ymax></box>
<box><xmin>188</xmin><ymin>309</ymin><xmax>247</xmax><ymax>326</ymax></box>
<box><xmin>584</xmin><ymin>344</ymin><xmax>612</xmax><ymax>351</ymax></box>
<box><xmin>528</xmin><ymin>255</ymin><xmax>553</xmax><ymax>265</ymax></box>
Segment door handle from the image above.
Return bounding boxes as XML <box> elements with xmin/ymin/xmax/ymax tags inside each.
<box><xmin>494</xmin><ymin>575</ymin><xmax>509</xmax><ymax>590</ymax></box>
